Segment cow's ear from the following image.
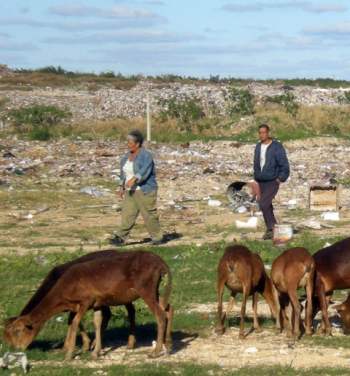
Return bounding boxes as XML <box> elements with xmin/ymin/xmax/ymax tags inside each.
<box><xmin>335</xmin><ymin>304</ymin><xmax>345</xmax><ymax>312</ymax></box>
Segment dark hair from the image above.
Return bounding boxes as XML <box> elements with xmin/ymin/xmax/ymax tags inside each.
<box><xmin>128</xmin><ymin>129</ymin><xmax>144</xmax><ymax>146</ymax></box>
<box><xmin>259</xmin><ymin>124</ymin><xmax>270</xmax><ymax>131</ymax></box>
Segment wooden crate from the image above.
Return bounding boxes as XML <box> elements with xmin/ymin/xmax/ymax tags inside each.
<box><xmin>309</xmin><ymin>185</ymin><xmax>338</xmax><ymax>211</ymax></box>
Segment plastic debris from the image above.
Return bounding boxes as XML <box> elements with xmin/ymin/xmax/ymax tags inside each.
<box><xmin>80</xmin><ymin>186</ymin><xmax>107</xmax><ymax>197</ymax></box>
<box><xmin>208</xmin><ymin>199</ymin><xmax>222</xmax><ymax>207</ymax></box>
<box><xmin>0</xmin><ymin>352</ymin><xmax>29</xmax><ymax>373</ymax></box>
<box><xmin>244</xmin><ymin>347</ymin><xmax>258</xmax><ymax>354</ymax></box>
<box><xmin>235</xmin><ymin>216</ymin><xmax>258</xmax><ymax>229</ymax></box>
<box><xmin>321</xmin><ymin>211</ymin><xmax>340</xmax><ymax>221</ymax></box>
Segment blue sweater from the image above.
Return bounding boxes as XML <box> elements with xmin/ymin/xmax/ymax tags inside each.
<box><xmin>254</xmin><ymin>140</ymin><xmax>290</xmax><ymax>183</ymax></box>
<box><xmin>120</xmin><ymin>148</ymin><xmax>157</xmax><ymax>193</ymax></box>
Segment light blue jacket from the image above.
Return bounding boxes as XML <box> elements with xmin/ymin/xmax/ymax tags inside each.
<box><xmin>120</xmin><ymin>148</ymin><xmax>158</xmax><ymax>193</ymax></box>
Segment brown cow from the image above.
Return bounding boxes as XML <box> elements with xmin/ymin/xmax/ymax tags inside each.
<box><xmin>19</xmin><ymin>249</ymin><xmax>133</xmax><ymax>353</ymax></box>
<box><xmin>216</xmin><ymin>244</ymin><xmax>279</xmax><ymax>339</ymax></box>
<box><xmin>4</xmin><ymin>251</ymin><xmax>173</xmax><ymax>360</ymax></box>
<box><xmin>271</xmin><ymin>247</ymin><xmax>315</xmax><ymax>339</ymax></box>
<box><xmin>313</xmin><ymin>238</ymin><xmax>350</xmax><ymax>335</ymax></box>
<box><xmin>334</xmin><ymin>294</ymin><xmax>350</xmax><ymax>334</ymax></box>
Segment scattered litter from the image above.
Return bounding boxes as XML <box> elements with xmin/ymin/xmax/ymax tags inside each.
<box><xmin>321</xmin><ymin>211</ymin><xmax>340</xmax><ymax>221</ymax></box>
<box><xmin>235</xmin><ymin>216</ymin><xmax>258</xmax><ymax>229</ymax></box>
<box><xmin>208</xmin><ymin>199</ymin><xmax>222</xmax><ymax>207</ymax></box>
<box><xmin>300</xmin><ymin>219</ymin><xmax>322</xmax><ymax>230</ymax></box>
<box><xmin>0</xmin><ymin>352</ymin><xmax>29</xmax><ymax>373</ymax></box>
<box><xmin>237</xmin><ymin>206</ymin><xmax>248</xmax><ymax>214</ymax></box>
<box><xmin>227</xmin><ymin>181</ymin><xmax>258</xmax><ymax>213</ymax></box>
<box><xmin>287</xmin><ymin>199</ymin><xmax>297</xmax><ymax>209</ymax></box>
<box><xmin>8</xmin><ymin>206</ymin><xmax>50</xmax><ymax>221</ymax></box>
<box><xmin>244</xmin><ymin>347</ymin><xmax>258</xmax><ymax>354</ymax></box>
<box><xmin>56</xmin><ymin>316</ymin><xmax>64</xmax><ymax>323</ymax></box>
<box><xmin>80</xmin><ymin>186</ymin><xmax>107</xmax><ymax>197</ymax></box>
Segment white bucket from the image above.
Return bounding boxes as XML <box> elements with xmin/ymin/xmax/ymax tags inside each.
<box><xmin>273</xmin><ymin>224</ymin><xmax>293</xmax><ymax>245</ymax></box>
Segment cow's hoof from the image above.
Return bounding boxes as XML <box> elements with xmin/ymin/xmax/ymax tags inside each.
<box><xmin>215</xmin><ymin>326</ymin><xmax>225</xmax><ymax>335</ymax></box>
<box><xmin>148</xmin><ymin>350</ymin><xmax>162</xmax><ymax>359</ymax></box>
<box><xmin>254</xmin><ymin>327</ymin><xmax>263</xmax><ymax>334</ymax></box>
<box><xmin>126</xmin><ymin>337</ymin><xmax>136</xmax><ymax>350</ymax></box>
<box><xmin>91</xmin><ymin>351</ymin><xmax>99</xmax><ymax>360</ymax></box>
<box><xmin>64</xmin><ymin>352</ymin><xmax>73</xmax><ymax>361</ymax></box>
<box><xmin>239</xmin><ymin>333</ymin><xmax>245</xmax><ymax>340</ymax></box>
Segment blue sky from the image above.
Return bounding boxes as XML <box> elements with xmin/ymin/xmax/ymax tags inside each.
<box><xmin>1</xmin><ymin>0</ymin><xmax>350</xmax><ymax>78</ymax></box>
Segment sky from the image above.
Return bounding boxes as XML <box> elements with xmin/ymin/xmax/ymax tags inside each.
<box><xmin>1</xmin><ymin>0</ymin><xmax>350</xmax><ymax>79</ymax></box>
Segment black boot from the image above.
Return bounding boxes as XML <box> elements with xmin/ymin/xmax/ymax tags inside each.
<box><xmin>262</xmin><ymin>230</ymin><xmax>273</xmax><ymax>240</ymax></box>
<box><xmin>109</xmin><ymin>235</ymin><xmax>125</xmax><ymax>246</ymax></box>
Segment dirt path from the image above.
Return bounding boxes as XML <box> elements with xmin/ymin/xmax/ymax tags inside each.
<box><xmin>34</xmin><ymin>302</ymin><xmax>350</xmax><ymax>371</ymax></box>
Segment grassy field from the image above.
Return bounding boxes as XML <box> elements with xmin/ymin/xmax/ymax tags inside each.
<box><xmin>1</xmin><ymin>233</ymin><xmax>349</xmax><ymax>374</ymax></box>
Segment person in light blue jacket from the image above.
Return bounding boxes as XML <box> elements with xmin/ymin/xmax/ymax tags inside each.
<box><xmin>110</xmin><ymin>130</ymin><xmax>164</xmax><ymax>246</ymax></box>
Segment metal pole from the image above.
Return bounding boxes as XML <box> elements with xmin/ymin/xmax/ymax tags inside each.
<box><xmin>147</xmin><ymin>92</ymin><xmax>151</xmax><ymax>142</ymax></box>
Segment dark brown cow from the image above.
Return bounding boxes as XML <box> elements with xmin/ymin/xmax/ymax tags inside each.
<box><xmin>271</xmin><ymin>247</ymin><xmax>315</xmax><ymax>339</ymax></box>
<box><xmin>216</xmin><ymin>244</ymin><xmax>278</xmax><ymax>339</ymax></box>
<box><xmin>313</xmin><ymin>237</ymin><xmax>350</xmax><ymax>334</ymax></box>
<box><xmin>4</xmin><ymin>251</ymin><xmax>173</xmax><ymax>360</ymax></box>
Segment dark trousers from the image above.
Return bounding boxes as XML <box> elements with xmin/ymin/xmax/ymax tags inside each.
<box><xmin>258</xmin><ymin>180</ymin><xmax>279</xmax><ymax>231</ymax></box>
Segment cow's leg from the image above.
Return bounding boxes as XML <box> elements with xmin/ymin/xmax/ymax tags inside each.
<box><xmin>279</xmin><ymin>293</ymin><xmax>291</xmax><ymax>335</ymax></box>
<box><xmin>239</xmin><ymin>284</ymin><xmax>250</xmax><ymax>339</ymax></box>
<box><xmin>252</xmin><ymin>292</ymin><xmax>262</xmax><ymax>333</ymax></box>
<box><xmin>317</xmin><ymin>282</ymin><xmax>331</xmax><ymax>335</ymax></box>
<box><xmin>141</xmin><ymin>293</ymin><xmax>167</xmax><ymax>358</ymax></box>
<box><xmin>91</xmin><ymin>310</ymin><xmax>103</xmax><ymax>359</ymax></box>
<box><xmin>288</xmin><ymin>286</ymin><xmax>301</xmax><ymax>339</ymax></box>
<box><xmin>215</xmin><ymin>276</ymin><xmax>227</xmax><ymax>335</ymax></box>
<box><xmin>79</xmin><ymin>321</ymin><xmax>91</xmax><ymax>352</ymax></box>
<box><xmin>305</xmin><ymin>275</ymin><xmax>314</xmax><ymax>336</ymax></box>
<box><xmin>63</xmin><ymin>312</ymin><xmax>74</xmax><ymax>352</ymax></box>
<box><xmin>164</xmin><ymin>304</ymin><xmax>174</xmax><ymax>352</ymax></box>
<box><xmin>65</xmin><ymin>305</ymin><xmax>88</xmax><ymax>361</ymax></box>
<box><xmin>125</xmin><ymin>303</ymin><xmax>136</xmax><ymax>350</ymax></box>
<box><xmin>91</xmin><ymin>306</ymin><xmax>111</xmax><ymax>351</ymax></box>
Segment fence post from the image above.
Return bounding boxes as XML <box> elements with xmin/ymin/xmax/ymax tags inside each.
<box><xmin>146</xmin><ymin>92</ymin><xmax>151</xmax><ymax>142</ymax></box>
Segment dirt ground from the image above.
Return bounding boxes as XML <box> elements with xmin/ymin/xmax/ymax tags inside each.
<box><xmin>32</xmin><ymin>301</ymin><xmax>350</xmax><ymax>371</ymax></box>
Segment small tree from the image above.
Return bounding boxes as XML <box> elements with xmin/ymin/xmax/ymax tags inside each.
<box><xmin>227</xmin><ymin>85</ymin><xmax>255</xmax><ymax>117</ymax></box>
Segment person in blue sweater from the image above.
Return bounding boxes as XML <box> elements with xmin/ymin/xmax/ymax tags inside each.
<box><xmin>253</xmin><ymin>124</ymin><xmax>290</xmax><ymax>240</ymax></box>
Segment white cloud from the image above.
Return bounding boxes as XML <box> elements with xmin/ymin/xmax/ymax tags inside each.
<box><xmin>222</xmin><ymin>1</ymin><xmax>347</xmax><ymax>14</ymax></box>
<box><xmin>48</xmin><ymin>3</ymin><xmax>166</xmax><ymax>22</ymax></box>
<box><xmin>43</xmin><ymin>30</ymin><xmax>204</xmax><ymax>45</ymax></box>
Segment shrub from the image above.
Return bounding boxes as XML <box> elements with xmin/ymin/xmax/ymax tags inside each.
<box><xmin>226</xmin><ymin>86</ymin><xmax>255</xmax><ymax>117</ymax></box>
<box><xmin>7</xmin><ymin>105</ymin><xmax>71</xmax><ymax>140</ymax></box>
<box><xmin>265</xmin><ymin>92</ymin><xmax>299</xmax><ymax>117</ymax></box>
<box><xmin>338</xmin><ymin>91</ymin><xmax>350</xmax><ymax>104</ymax></box>
<box><xmin>158</xmin><ymin>97</ymin><xmax>205</xmax><ymax>131</ymax></box>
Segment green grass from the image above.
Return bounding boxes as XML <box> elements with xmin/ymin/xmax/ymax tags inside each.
<box><xmin>1</xmin><ymin>363</ymin><xmax>350</xmax><ymax>376</ymax></box>
<box><xmin>0</xmin><ymin>234</ymin><xmax>348</xmax><ymax>369</ymax></box>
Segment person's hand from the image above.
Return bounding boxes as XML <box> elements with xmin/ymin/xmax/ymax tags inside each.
<box><xmin>126</xmin><ymin>177</ymin><xmax>137</xmax><ymax>189</ymax></box>
<box><xmin>276</xmin><ymin>178</ymin><xmax>281</xmax><ymax>184</ymax></box>
<box><xmin>117</xmin><ymin>188</ymin><xmax>125</xmax><ymax>199</ymax></box>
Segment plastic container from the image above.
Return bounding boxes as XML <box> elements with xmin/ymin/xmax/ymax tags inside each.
<box><xmin>273</xmin><ymin>224</ymin><xmax>293</xmax><ymax>246</ymax></box>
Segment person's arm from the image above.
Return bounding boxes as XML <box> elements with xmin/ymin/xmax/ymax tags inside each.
<box><xmin>118</xmin><ymin>156</ymin><xmax>126</xmax><ymax>196</ymax></box>
<box><xmin>276</xmin><ymin>144</ymin><xmax>290</xmax><ymax>182</ymax></box>
<box><xmin>253</xmin><ymin>145</ymin><xmax>260</xmax><ymax>180</ymax></box>
<box><xmin>134</xmin><ymin>152</ymin><xmax>154</xmax><ymax>184</ymax></box>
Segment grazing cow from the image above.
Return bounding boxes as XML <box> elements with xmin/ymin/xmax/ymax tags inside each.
<box><xmin>334</xmin><ymin>294</ymin><xmax>350</xmax><ymax>334</ymax></box>
<box><xmin>19</xmin><ymin>250</ymin><xmax>128</xmax><ymax>353</ymax></box>
<box><xmin>313</xmin><ymin>238</ymin><xmax>350</xmax><ymax>335</ymax></box>
<box><xmin>271</xmin><ymin>247</ymin><xmax>315</xmax><ymax>339</ymax></box>
<box><xmin>4</xmin><ymin>251</ymin><xmax>173</xmax><ymax>360</ymax></box>
<box><xmin>216</xmin><ymin>244</ymin><xmax>279</xmax><ymax>339</ymax></box>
